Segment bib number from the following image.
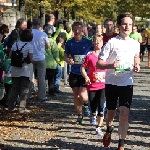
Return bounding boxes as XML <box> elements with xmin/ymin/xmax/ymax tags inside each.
<box><xmin>115</xmin><ymin>62</ymin><xmax>131</xmax><ymax>74</ymax></box>
<box><xmin>93</xmin><ymin>72</ymin><xmax>105</xmax><ymax>82</ymax></box>
<box><xmin>74</xmin><ymin>55</ymin><xmax>85</xmax><ymax>64</ymax></box>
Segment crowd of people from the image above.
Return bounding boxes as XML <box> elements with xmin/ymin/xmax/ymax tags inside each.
<box><xmin>0</xmin><ymin>11</ymin><xmax>147</xmax><ymax>150</ymax></box>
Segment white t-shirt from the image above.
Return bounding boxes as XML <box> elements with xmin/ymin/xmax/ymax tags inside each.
<box><xmin>31</xmin><ymin>29</ymin><xmax>49</xmax><ymax>61</ymax></box>
<box><xmin>99</xmin><ymin>35</ymin><xmax>140</xmax><ymax>86</ymax></box>
<box><xmin>11</xmin><ymin>41</ymin><xmax>33</xmax><ymax>81</ymax></box>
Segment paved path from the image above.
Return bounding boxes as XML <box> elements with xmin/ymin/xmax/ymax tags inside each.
<box><xmin>0</xmin><ymin>55</ymin><xmax>149</xmax><ymax>150</ymax></box>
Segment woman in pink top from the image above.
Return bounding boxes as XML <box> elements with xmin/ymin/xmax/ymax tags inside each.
<box><xmin>81</xmin><ymin>34</ymin><xmax>106</xmax><ymax>135</ymax></box>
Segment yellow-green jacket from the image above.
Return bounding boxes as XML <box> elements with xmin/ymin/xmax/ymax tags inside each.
<box><xmin>45</xmin><ymin>38</ymin><xmax>60</xmax><ymax>69</ymax></box>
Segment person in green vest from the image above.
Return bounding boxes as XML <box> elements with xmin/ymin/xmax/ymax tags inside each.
<box><xmin>53</xmin><ymin>23</ymin><xmax>73</xmax><ymax>42</ymax></box>
<box><xmin>45</xmin><ymin>28</ymin><xmax>60</xmax><ymax>96</ymax></box>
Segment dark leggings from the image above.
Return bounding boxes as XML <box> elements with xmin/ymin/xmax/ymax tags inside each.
<box><xmin>0</xmin><ymin>83</ymin><xmax>12</xmax><ymax>104</ymax></box>
<box><xmin>89</xmin><ymin>89</ymin><xmax>106</xmax><ymax>117</ymax></box>
<box><xmin>4</xmin><ymin>83</ymin><xmax>12</xmax><ymax>101</ymax></box>
<box><xmin>46</xmin><ymin>69</ymin><xmax>56</xmax><ymax>95</ymax></box>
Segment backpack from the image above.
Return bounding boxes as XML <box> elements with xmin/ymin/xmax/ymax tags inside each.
<box><xmin>11</xmin><ymin>43</ymin><xmax>27</xmax><ymax>68</ymax></box>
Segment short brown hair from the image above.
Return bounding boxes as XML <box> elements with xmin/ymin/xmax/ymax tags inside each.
<box><xmin>104</xmin><ymin>18</ymin><xmax>113</xmax><ymax>26</ymax></box>
<box><xmin>117</xmin><ymin>12</ymin><xmax>134</xmax><ymax>25</ymax></box>
<box><xmin>20</xmin><ymin>29</ymin><xmax>33</xmax><ymax>42</ymax></box>
<box><xmin>93</xmin><ymin>34</ymin><xmax>103</xmax><ymax>41</ymax></box>
<box><xmin>96</xmin><ymin>24</ymin><xmax>102</xmax><ymax>28</ymax></box>
<box><xmin>56</xmin><ymin>37</ymin><xmax>64</xmax><ymax>44</ymax></box>
<box><xmin>32</xmin><ymin>18</ymin><xmax>41</xmax><ymax>26</ymax></box>
<box><xmin>72</xmin><ymin>21</ymin><xmax>83</xmax><ymax>29</ymax></box>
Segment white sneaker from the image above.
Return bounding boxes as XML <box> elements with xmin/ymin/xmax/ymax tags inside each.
<box><xmin>96</xmin><ymin>127</ymin><xmax>103</xmax><ymax>135</ymax></box>
<box><xmin>90</xmin><ymin>116</ymin><xmax>96</xmax><ymax>125</ymax></box>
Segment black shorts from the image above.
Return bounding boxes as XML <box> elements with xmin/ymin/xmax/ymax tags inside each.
<box><xmin>140</xmin><ymin>45</ymin><xmax>146</xmax><ymax>55</ymax></box>
<box><xmin>105</xmin><ymin>84</ymin><xmax>133</xmax><ymax>110</ymax></box>
<box><xmin>147</xmin><ymin>45</ymin><xmax>150</xmax><ymax>51</ymax></box>
<box><xmin>69</xmin><ymin>73</ymin><xmax>86</xmax><ymax>88</ymax></box>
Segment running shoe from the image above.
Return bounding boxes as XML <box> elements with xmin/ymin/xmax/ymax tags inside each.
<box><xmin>90</xmin><ymin>116</ymin><xmax>96</xmax><ymax>125</ymax></box>
<box><xmin>96</xmin><ymin>127</ymin><xmax>103</xmax><ymax>135</ymax></box>
<box><xmin>84</xmin><ymin>106</ymin><xmax>90</xmax><ymax>116</ymax></box>
<box><xmin>76</xmin><ymin>115</ymin><xmax>84</xmax><ymax>125</ymax></box>
<box><xmin>103</xmin><ymin>125</ymin><xmax>114</xmax><ymax>147</ymax></box>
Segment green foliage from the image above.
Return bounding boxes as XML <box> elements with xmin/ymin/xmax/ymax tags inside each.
<box><xmin>24</xmin><ymin>0</ymin><xmax>150</xmax><ymax>23</ymax></box>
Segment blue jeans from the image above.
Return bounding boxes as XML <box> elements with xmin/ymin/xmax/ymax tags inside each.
<box><xmin>54</xmin><ymin>64</ymin><xmax>62</xmax><ymax>91</ymax></box>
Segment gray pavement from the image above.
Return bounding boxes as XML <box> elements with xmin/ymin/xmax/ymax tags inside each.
<box><xmin>0</xmin><ymin>55</ymin><xmax>149</xmax><ymax>150</ymax></box>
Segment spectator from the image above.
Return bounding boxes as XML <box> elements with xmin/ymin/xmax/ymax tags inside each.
<box><xmin>88</xmin><ymin>23</ymin><xmax>95</xmax><ymax>38</ymax></box>
<box><xmin>80</xmin><ymin>18</ymin><xmax>88</xmax><ymax>36</ymax></box>
<box><xmin>45</xmin><ymin>28</ymin><xmax>60</xmax><ymax>96</ymax></box>
<box><xmin>7</xmin><ymin>18</ymin><xmax>27</xmax><ymax>50</ymax></box>
<box><xmin>31</xmin><ymin>18</ymin><xmax>50</xmax><ymax>101</ymax></box>
<box><xmin>0</xmin><ymin>24</ymin><xmax>9</xmax><ymax>43</ymax></box>
<box><xmin>43</xmin><ymin>14</ymin><xmax>56</xmax><ymax>36</ymax></box>
<box><xmin>54</xmin><ymin>37</ymin><xmax>65</xmax><ymax>93</ymax></box>
<box><xmin>7</xmin><ymin>29</ymin><xmax>34</xmax><ymax>113</ymax></box>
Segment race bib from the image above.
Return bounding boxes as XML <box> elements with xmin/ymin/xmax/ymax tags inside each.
<box><xmin>74</xmin><ymin>55</ymin><xmax>85</xmax><ymax>64</ymax></box>
<box><xmin>115</xmin><ymin>62</ymin><xmax>131</xmax><ymax>74</ymax></box>
<box><xmin>93</xmin><ymin>72</ymin><xmax>105</xmax><ymax>82</ymax></box>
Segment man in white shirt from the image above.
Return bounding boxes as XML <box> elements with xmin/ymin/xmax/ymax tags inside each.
<box><xmin>96</xmin><ymin>12</ymin><xmax>140</xmax><ymax>150</ymax></box>
<box><xmin>31</xmin><ymin>18</ymin><xmax>50</xmax><ymax>100</ymax></box>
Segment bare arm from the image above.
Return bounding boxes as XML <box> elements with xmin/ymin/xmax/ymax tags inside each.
<box><xmin>64</xmin><ymin>53</ymin><xmax>74</xmax><ymax>65</ymax></box>
<box><xmin>80</xmin><ymin>65</ymin><xmax>89</xmax><ymax>80</ymax></box>
<box><xmin>96</xmin><ymin>59</ymin><xmax>115</xmax><ymax>69</ymax></box>
<box><xmin>138</xmin><ymin>39</ymin><xmax>142</xmax><ymax>43</ymax></box>
<box><xmin>29</xmin><ymin>53</ymin><xmax>34</xmax><ymax>62</ymax></box>
<box><xmin>134</xmin><ymin>55</ymin><xmax>140</xmax><ymax>65</ymax></box>
<box><xmin>80</xmin><ymin>65</ymin><xmax>91</xmax><ymax>85</ymax></box>
<box><xmin>133</xmin><ymin>55</ymin><xmax>140</xmax><ymax>72</ymax></box>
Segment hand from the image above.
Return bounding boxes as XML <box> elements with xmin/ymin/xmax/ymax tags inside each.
<box><xmin>85</xmin><ymin>77</ymin><xmax>91</xmax><ymax>85</ymax></box>
<box><xmin>66</xmin><ymin>57</ymin><xmax>74</xmax><ymax>65</ymax></box>
<box><xmin>133</xmin><ymin>63</ymin><xmax>140</xmax><ymax>72</ymax></box>
<box><xmin>113</xmin><ymin>60</ymin><xmax>120</xmax><ymax>68</ymax></box>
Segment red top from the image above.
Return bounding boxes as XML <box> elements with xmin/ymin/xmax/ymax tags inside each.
<box><xmin>103</xmin><ymin>33</ymin><xmax>118</xmax><ymax>45</ymax></box>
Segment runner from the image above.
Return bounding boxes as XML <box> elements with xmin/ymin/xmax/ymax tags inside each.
<box><xmin>96</xmin><ymin>24</ymin><xmax>102</xmax><ymax>35</ymax></box>
<box><xmin>81</xmin><ymin>34</ymin><xmax>106</xmax><ymax>135</ymax></box>
<box><xmin>103</xmin><ymin>18</ymin><xmax>118</xmax><ymax>45</ymax></box>
<box><xmin>96</xmin><ymin>12</ymin><xmax>140</xmax><ymax>150</ymax></box>
<box><xmin>130</xmin><ymin>25</ymin><xmax>142</xmax><ymax>43</ymax></box>
<box><xmin>146</xmin><ymin>28</ymin><xmax>150</xmax><ymax>51</ymax></box>
<box><xmin>64</xmin><ymin>21</ymin><xmax>93</xmax><ymax>124</ymax></box>
<box><xmin>140</xmin><ymin>28</ymin><xmax>147</xmax><ymax>61</ymax></box>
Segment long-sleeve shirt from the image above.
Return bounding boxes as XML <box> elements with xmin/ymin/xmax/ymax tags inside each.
<box><xmin>45</xmin><ymin>38</ymin><xmax>60</xmax><ymax>69</ymax></box>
